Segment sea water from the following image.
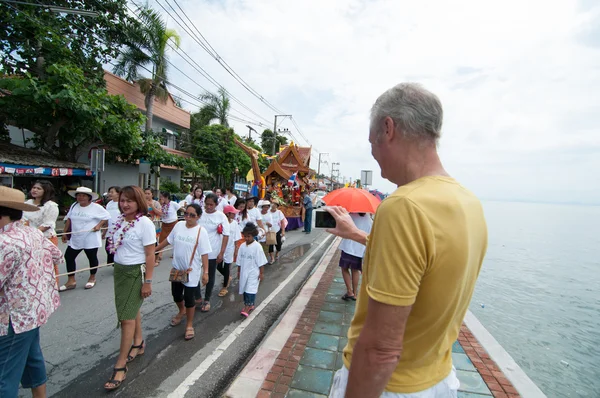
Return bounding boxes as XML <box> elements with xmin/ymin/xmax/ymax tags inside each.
<box><xmin>470</xmin><ymin>201</ymin><xmax>600</xmax><ymax>398</ymax></box>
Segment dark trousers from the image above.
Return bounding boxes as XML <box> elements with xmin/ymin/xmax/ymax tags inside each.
<box><xmin>268</xmin><ymin>230</ymin><xmax>283</xmax><ymax>253</ymax></box>
<box><xmin>105</xmin><ymin>238</ymin><xmax>114</xmax><ymax>265</ymax></box>
<box><xmin>243</xmin><ymin>292</ymin><xmax>257</xmax><ymax>306</ymax></box>
<box><xmin>304</xmin><ymin>209</ymin><xmax>313</xmax><ymax>232</ymax></box>
<box><xmin>65</xmin><ymin>247</ymin><xmax>99</xmax><ymax>276</ymax></box>
<box><xmin>171</xmin><ymin>281</ymin><xmax>197</xmax><ymax>308</ymax></box>
<box><xmin>196</xmin><ymin>258</ymin><xmax>218</xmax><ymax>302</ymax></box>
<box><xmin>217</xmin><ymin>262</ymin><xmax>231</xmax><ymax>288</ymax></box>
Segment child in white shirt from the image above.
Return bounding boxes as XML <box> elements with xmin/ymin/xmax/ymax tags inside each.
<box><xmin>237</xmin><ymin>222</ymin><xmax>267</xmax><ymax>317</ymax></box>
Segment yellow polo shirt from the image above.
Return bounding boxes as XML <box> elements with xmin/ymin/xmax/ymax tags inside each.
<box><xmin>343</xmin><ymin>176</ymin><xmax>488</xmax><ymax>393</ymax></box>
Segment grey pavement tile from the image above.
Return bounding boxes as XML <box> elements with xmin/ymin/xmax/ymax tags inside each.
<box><xmin>300</xmin><ymin>347</ymin><xmax>337</xmax><ymax>370</ymax></box>
<box><xmin>320</xmin><ymin>302</ymin><xmax>346</xmax><ymax>313</ymax></box>
<box><xmin>335</xmin><ymin>351</ymin><xmax>344</xmax><ymax>369</ymax></box>
<box><xmin>453</xmin><ymin>353</ymin><xmax>476</xmax><ymax>372</ymax></box>
<box><xmin>314</xmin><ymin>322</ymin><xmax>343</xmax><ymax>336</ymax></box>
<box><xmin>287</xmin><ymin>388</ymin><xmax>328</xmax><ymax>397</ymax></box>
<box><xmin>338</xmin><ymin>337</ymin><xmax>347</xmax><ymax>352</ymax></box>
<box><xmin>458</xmin><ymin>392</ymin><xmax>493</xmax><ymax>397</ymax></box>
<box><xmin>318</xmin><ymin>310</ymin><xmax>344</xmax><ymax>324</ymax></box>
<box><xmin>307</xmin><ymin>333</ymin><xmax>339</xmax><ymax>352</ymax></box>
<box><xmin>290</xmin><ymin>365</ymin><xmax>334</xmax><ymax>395</ymax></box>
<box><xmin>457</xmin><ymin>370</ymin><xmax>492</xmax><ymax>395</ymax></box>
<box><xmin>453</xmin><ymin>340</ymin><xmax>465</xmax><ymax>353</ymax></box>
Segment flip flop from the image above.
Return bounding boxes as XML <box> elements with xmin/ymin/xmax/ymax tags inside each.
<box><xmin>59</xmin><ymin>284</ymin><xmax>76</xmax><ymax>292</ymax></box>
<box><xmin>85</xmin><ymin>281</ymin><xmax>96</xmax><ymax>289</ymax></box>
<box><xmin>200</xmin><ymin>301</ymin><xmax>211</xmax><ymax>313</ymax></box>
<box><xmin>240</xmin><ymin>311</ymin><xmax>249</xmax><ymax>318</ymax></box>
<box><xmin>218</xmin><ymin>288</ymin><xmax>228</xmax><ymax>297</ymax></box>
<box><xmin>170</xmin><ymin>314</ymin><xmax>184</xmax><ymax>326</ymax></box>
<box><xmin>184</xmin><ymin>327</ymin><xmax>195</xmax><ymax>340</ymax></box>
<box><xmin>341</xmin><ymin>293</ymin><xmax>355</xmax><ymax>301</ymax></box>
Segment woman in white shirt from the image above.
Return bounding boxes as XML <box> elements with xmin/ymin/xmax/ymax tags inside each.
<box><xmin>245</xmin><ymin>196</ymin><xmax>264</xmax><ymax>230</ymax></box>
<box><xmin>197</xmin><ymin>193</ymin><xmax>230</xmax><ymax>312</ymax></box>
<box><xmin>104</xmin><ymin>186</ymin><xmax>156</xmax><ymax>391</ymax></box>
<box><xmin>61</xmin><ymin>187</ymin><xmax>110</xmax><ymax>291</ymax></box>
<box><xmin>217</xmin><ymin>205</ymin><xmax>242</xmax><ymax>297</ymax></box>
<box><xmin>225</xmin><ymin>187</ymin><xmax>237</xmax><ymax>206</ymax></box>
<box><xmin>338</xmin><ymin>213</ymin><xmax>373</xmax><ymax>301</ymax></box>
<box><xmin>104</xmin><ymin>186</ymin><xmax>121</xmax><ymax>265</ymax></box>
<box><xmin>155</xmin><ymin>204</ymin><xmax>211</xmax><ymax>340</ymax></box>
<box><xmin>157</xmin><ymin>191</ymin><xmax>181</xmax><ymax>263</ymax></box>
<box><xmin>257</xmin><ymin>200</ymin><xmax>273</xmax><ymax>260</ymax></box>
<box><xmin>23</xmin><ymin>180</ymin><xmax>60</xmax><ymax>286</ymax></box>
<box><xmin>268</xmin><ymin>202</ymin><xmax>287</xmax><ymax>263</ymax></box>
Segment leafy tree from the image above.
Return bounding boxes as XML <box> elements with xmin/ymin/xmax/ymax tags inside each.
<box><xmin>197</xmin><ymin>87</ymin><xmax>231</xmax><ymax>127</ymax></box>
<box><xmin>0</xmin><ymin>64</ymin><xmax>145</xmax><ymax>162</ymax></box>
<box><xmin>192</xmin><ymin>124</ymin><xmax>252</xmax><ymax>184</ymax></box>
<box><xmin>261</xmin><ymin>129</ymin><xmax>288</xmax><ymax>156</ymax></box>
<box><xmin>113</xmin><ymin>5</ymin><xmax>180</xmax><ymax>132</ymax></box>
<box><xmin>0</xmin><ymin>0</ymin><xmax>133</xmax><ymax>79</ymax></box>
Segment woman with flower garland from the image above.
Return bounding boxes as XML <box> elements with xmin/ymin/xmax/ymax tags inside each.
<box><xmin>104</xmin><ymin>186</ymin><xmax>156</xmax><ymax>391</ymax></box>
<box><xmin>157</xmin><ymin>191</ymin><xmax>180</xmax><ymax>264</ymax></box>
<box><xmin>154</xmin><ymin>204</ymin><xmax>211</xmax><ymax>340</ymax></box>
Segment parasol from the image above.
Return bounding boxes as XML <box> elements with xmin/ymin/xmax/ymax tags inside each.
<box><xmin>321</xmin><ymin>187</ymin><xmax>381</xmax><ymax>214</ymax></box>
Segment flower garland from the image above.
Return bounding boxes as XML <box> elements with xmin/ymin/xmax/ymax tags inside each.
<box><xmin>161</xmin><ymin>202</ymin><xmax>170</xmax><ymax>217</ymax></box>
<box><xmin>106</xmin><ymin>213</ymin><xmax>143</xmax><ymax>254</ymax></box>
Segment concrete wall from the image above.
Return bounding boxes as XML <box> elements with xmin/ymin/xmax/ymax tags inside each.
<box><xmin>99</xmin><ymin>163</ymin><xmax>141</xmax><ymax>194</ymax></box>
<box><xmin>160</xmin><ymin>168</ymin><xmax>181</xmax><ymax>186</ymax></box>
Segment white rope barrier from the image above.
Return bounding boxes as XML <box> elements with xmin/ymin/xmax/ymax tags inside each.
<box><xmin>55</xmin><ymin>247</ymin><xmax>174</xmax><ymax>277</ymax></box>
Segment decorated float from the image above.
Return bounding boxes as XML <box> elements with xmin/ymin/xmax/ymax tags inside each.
<box><xmin>235</xmin><ymin>138</ymin><xmax>313</xmax><ymax>231</ymax></box>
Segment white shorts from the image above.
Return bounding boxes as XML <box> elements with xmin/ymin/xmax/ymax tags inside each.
<box><xmin>329</xmin><ymin>365</ymin><xmax>460</xmax><ymax>398</ymax></box>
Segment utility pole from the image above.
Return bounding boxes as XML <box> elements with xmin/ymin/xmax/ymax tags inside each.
<box><xmin>317</xmin><ymin>152</ymin><xmax>329</xmax><ymax>177</ymax></box>
<box><xmin>331</xmin><ymin>161</ymin><xmax>340</xmax><ymax>190</ymax></box>
<box><xmin>245</xmin><ymin>125</ymin><xmax>258</xmax><ymax>140</ymax></box>
<box><xmin>273</xmin><ymin>114</ymin><xmax>292</xmax><ymax>156</ymax></box>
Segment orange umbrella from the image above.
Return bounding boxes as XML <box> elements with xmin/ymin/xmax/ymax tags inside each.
<box><xmin>321</xmin><ymin>187</ymin><xmax>381</xmax><ymax>214</ymax></box>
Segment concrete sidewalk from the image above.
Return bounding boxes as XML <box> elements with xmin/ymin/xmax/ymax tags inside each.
<box><xmin>226</xmin><ymin>239</ymin><xmax>532</xmax><ymax>398</ymax></box>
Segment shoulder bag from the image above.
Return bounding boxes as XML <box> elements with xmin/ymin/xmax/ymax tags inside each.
<box><xmin>169</xmin><ymin>226</ymin><xmax>202</xmax><ymax>284</ymax></box>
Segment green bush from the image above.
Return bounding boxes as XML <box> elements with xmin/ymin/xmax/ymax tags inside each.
<box><xmin>160</xmin><ymin>180</ymin><xmax>180</xmax><ymax>194</ymax></box>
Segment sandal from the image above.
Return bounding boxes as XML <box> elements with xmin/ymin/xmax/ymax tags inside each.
<box><xmin>200</xmin><ymin>301</ymin><xmax>211</xmax><ymax>313</ymax></box>
<box><xmin>85</xmin><ymin>280</ymin><xmax>96</xmax><ymax>289</ymax></box>
<box><xmin>104</xmin><ymin>366</ymin><xmax>127</xmax><ymax>391</ymax></box>
<box><xmin>59</xmin><ymin>283</ymin><xmax>76</xmax><ymax>292</ymax></box>
<box><xmin>126</xmin><ymin>340</ymin><xmax>145</xmax><ymax>363</ymax></box>
<box><xmin>184</xmin><ymin>327</ymin><xmax>195</xmax><ymax>340</ymax></box>
<box><xmin>170</xmin><ymin>314</ymin><xmax>184</xmax><ymax>326</ymax></box>
<box><xmin>218</xmin><ymin>288</ymin><xmax>228</xmax><ymax>297</ymax></box>
<box><xmin>341</xmin><ymin>293</ymin><xmax>355</xmax><ymax>301</ymax></box>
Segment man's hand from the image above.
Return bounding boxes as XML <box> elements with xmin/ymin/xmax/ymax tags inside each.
<box><xmin>325</xmin><ymin>206</ymin><xmax>360</xmax><ymax>240</ymax></box>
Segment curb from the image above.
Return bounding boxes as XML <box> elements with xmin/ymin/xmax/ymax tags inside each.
<box><xmin>226</xmin><ymin>237</ymin><xmax>341</xmax><ymax>398</ymax></box>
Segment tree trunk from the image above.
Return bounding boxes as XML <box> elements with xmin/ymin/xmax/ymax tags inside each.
<box><xmin>145</xmin><ymin>92</ymin><xmax>155</xmax><ymax>132</ymax></box>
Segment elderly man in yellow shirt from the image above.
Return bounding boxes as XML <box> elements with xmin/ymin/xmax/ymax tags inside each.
<box><xmin>326</xmin><ymin>83</ymin><xmax>488</xmax><ymax>398</ymax></box>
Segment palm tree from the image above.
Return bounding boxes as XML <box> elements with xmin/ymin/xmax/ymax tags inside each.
<box><xmin>113</xmin><ymin>6</ymin><xmax>181</xmax><ymax>132</ymax></box>
<box><xmin>198</xmin><ymin>87</ymin><xmax>231</xmax><ymax>127</ymax></box>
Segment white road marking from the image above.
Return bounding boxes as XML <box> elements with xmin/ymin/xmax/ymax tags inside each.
<box><xmin>167</xmin><ymin>235</ymin><xmax>334</xmax><ymax>398</ymax></box>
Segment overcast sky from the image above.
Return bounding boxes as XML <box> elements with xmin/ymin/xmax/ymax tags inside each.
<box><xmin>151</xmin><ymin>0</ymin><xmax>600</xmax><ymax>204</ymax></box>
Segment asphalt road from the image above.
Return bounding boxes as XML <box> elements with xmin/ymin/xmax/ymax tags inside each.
<box><xmin>24</xmin><ymin>223</ymin><xmax>331</xmax><ymax>398</ymax></box>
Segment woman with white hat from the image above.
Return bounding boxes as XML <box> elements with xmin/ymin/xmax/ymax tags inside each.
<box><xmin>61</xmin><ymin>187</ymin><xmax>111</xmax><ymax>291</ymax></box>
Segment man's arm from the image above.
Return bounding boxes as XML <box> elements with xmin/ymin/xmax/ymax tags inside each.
<box><xmin>345</xmin><ymin>298</ymin><xmax>412</xmax><ymax>398</ymax></box>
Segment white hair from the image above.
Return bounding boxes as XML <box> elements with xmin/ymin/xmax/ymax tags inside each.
<box><xmin>370</xmin><ymin>83</ymin><xmax>443</xmax><ymax>141</ymax></box>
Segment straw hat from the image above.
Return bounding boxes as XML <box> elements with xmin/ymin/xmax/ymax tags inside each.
<box><xmin>0</xmin><ymin>186</ymin><xmax>39</xmax><ymax>212</ymax></box>
<box><xmin>68</xmin><ymin>187</ymin><xmax>99</xmax><ymax>201</ymax></box>
<box><xmin>258</xmin><ymin>200</ymin><xmax>271</xmax><ymax>207</ymax></box>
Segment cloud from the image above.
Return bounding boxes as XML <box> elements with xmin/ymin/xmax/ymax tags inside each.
<box><xmin>159</xmin><ymin>0</ymin><xmax>600</xmax><ymax>203</ymax></box>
